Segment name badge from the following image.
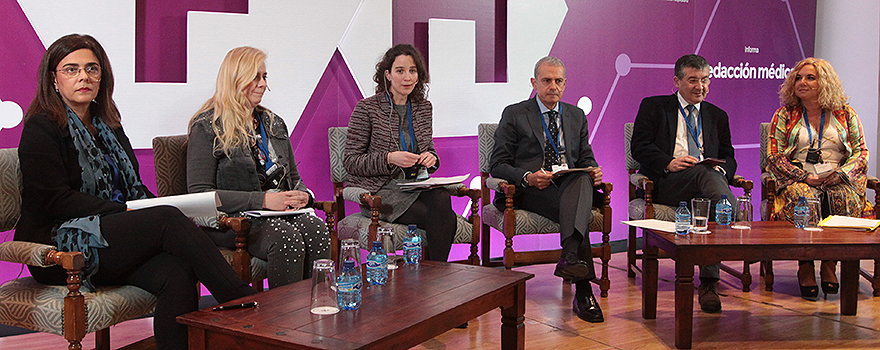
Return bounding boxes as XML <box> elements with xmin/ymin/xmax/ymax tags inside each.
<box><xmin>805</xmin><ymin>148</ymin><xmax>822</xmax><ymax>164</ymax></box>
<box><xmin>551</xmin><ymin>164</ymin><xmax>569</xmax><ymax>173</ymax></box>
<box><xmin>813</xmin><ymin>162</ymin><xmax>834</xmax><ymax>176</ymax></box>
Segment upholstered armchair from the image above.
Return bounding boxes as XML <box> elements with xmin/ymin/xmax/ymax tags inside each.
<box><xmin>624</xmin><ymin>122</ymin><xmax>760</xmax><ymax>292</ymax></box>
<box><xmin>0</xmin><ymin>148</ymin><xmax>156</xmax><ymax>350</ymax></box>
<box><xmin>477</xmin><ymin>123</ymin><xmax>612</xmax><ymax>297</ymax></box>
<box><xmin>327</xmin><ymin>127</ymin><xmax>480</xmax><ymax>265</ymax></box>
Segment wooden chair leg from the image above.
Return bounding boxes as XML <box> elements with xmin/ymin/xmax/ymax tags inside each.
<box><xmin>741</xmin><ymin>261</ymin><xmax>752</xmax><ymax>293</ymax></box>
<box><xmin>95</xmin><ymin>328</ymin><xmax>110</xmax><ymax>350</ymax></box>
<box><xmin>627</xmin><ymin>225</ymin><xmax>637</xmax><ymax>278</ymax></box>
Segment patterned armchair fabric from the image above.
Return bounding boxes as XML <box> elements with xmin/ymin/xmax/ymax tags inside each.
<box><xmin>328</xmin><ymin>127</ymin><xmax>480</xmax><ymax>263</ymax></box>
<box><xmin>152</xmin><ymin>135</ymin><xmax>268</xmax><ymax>288</ymax></box>
<box><xmin>477</xmin><ymin>123</ymin><xmax>612</xmax><ymax>296</ymax></box>
<box><xmin>0</xmin><ymin>148</ymin><xmax>156</xmax><ymax>350</ymax></box>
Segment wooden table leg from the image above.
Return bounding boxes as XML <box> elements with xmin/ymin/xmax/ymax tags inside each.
<box><xmin>501</xmin><ymin>281</ymin><xmax>526</xmax><ymax>350</ymax></box>
<box><xmin>642</xmin><ymin>231</ymin><xmax>658</xmax><ymax>319</ymax></box>
<box><xmin>840</xmin><ymin>260</ymin><xmax>859</xmax><ymax>316</ymax></box>
<box><xmin>675</xmin><ymin>255</ymin><xmax>694</xmax><ymax>349</ymax></box>
<box><xmin>188</xmin><ymin>327</ymin><xmax>206</xmax><ymax>350</ymax></box>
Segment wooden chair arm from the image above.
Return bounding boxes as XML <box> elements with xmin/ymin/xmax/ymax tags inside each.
<box><xmin>45</xmin><ymin>250</ymin><xmax>85</xmax><ymax>271</ymax></box>
<box><xmin>453</xmin><ymin>186</ymin><xmax>481</xmax><ymax>201</ymax></box>
<box><xmin>499</xmin><ymin>182</ymin><xmax>516</xmax><ymax>197</ymax></box>
<box><xmin>731</xmin><ymin>176</ymin><xmax>754</xmax><ymax>197</ymax></box>
<box><xmin>868</xmin><ymin>177</ymin><xmax>880</xmax><ymax>190</ymax></box>
<box><xmin>596</xmin><ymin>181</ymin><xmax>613</xmax><ymax>194</ymax></box>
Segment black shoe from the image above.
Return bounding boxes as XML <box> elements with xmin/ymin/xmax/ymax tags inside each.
<box><xmin>572</xmin><ymin>293</ymin><xmax>604</xmax><ymax>323</ymax></box>
<box><xmin>697</xmin><ymin>282</ymin><xmax>722</xmax><ymax>313</ymax></box>
<box><xmin>799</xmin><ymin>283</ymin><xmax>819</xmax><ymax>299</ymax></box>
<box><xmin>554</xmin><ymin>252</ymin><xmax>592</xmax><ymax>280</ymax></box>
<box><xmin>821</xmin><ymin>282</ymin><xmax>839</xmax><ymax>295</ymax></box>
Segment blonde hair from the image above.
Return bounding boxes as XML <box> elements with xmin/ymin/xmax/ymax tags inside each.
<box><xmin>779</xmin><ymin>57</ymin><xmax>848</xmax><ymax>111</ymax></box>
<box><xmin>191</xmin><ymin>46</ymin><xmax>273</xmax><ymax>154</ymax></box>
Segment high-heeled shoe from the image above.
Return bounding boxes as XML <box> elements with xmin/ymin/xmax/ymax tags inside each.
<box><xmin>800</xmin><ymin>284</ymin><xmax>819</xmax><ymax>299</ymax></box>
<box><xmin>821</xmin><ymin>281</ymin><xmax>839</xmax><ymax>295</ymax></box>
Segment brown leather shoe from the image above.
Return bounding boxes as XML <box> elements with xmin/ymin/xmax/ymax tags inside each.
<box><xmin>698</xmin><ymin>282</ymin><xmax>721</xmax><ymax>313</ymax></box>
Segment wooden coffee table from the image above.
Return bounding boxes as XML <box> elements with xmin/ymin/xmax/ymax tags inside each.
<box><xmin>178</xmin><ymin>261</ymin><xmax>534</xmax><ymax>350</ymax></box>
<box><xmin>640</xmin><ymin>221</ymin><xmax>880</xmax><ymax>349</ymax></box>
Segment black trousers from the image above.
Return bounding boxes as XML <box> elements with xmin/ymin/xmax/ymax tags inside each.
<box><xmin>394</xmin><ymin>187</ymin><xmax>457</xmax><ymax>262</ymax></box>
<box><xmin>494</xmin><ymin>172</ymin><xmax>597</xmax><ymax>280</ymax></box>
<box><xmin>30</xmin><ymin>206</ymin><xmax>255</xmax><ymax>350</ymax></box>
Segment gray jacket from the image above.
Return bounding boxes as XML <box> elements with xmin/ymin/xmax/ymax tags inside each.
<box><xmin>187</xmin><ymin>107</ymin><xmax>312</xmax><ymax>213</ymax></box>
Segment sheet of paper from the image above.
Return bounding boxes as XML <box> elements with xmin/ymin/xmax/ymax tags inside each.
<box><xmin>819</xmin><ymin>215</ymin><xmax>880</xmax><ymax>231</ymax></box>
<box><xmin>244</xmin><ymin>208</ymin><xmax>314</xmax><ymax>217</ymax></box>
<box><xmin>621</xmin><ymin>219</ymin><xmax>677</xmax><ymax>233</ymax></box>
<box><xmin>397</xmin><ymin>174</ymin><xmax>470</xmax><ymax>188</ymax></box>
<box><xmin>552</xmin><ymin>167</ymin><xmax>596</xmax><ymax>176</ymax></box>
<box><xmin>697</xmin><ymin>158</ymin><xmax>726</xmax><ymax>166</ymax></box>
<box><xmin>127</xmin><ymin>192</ymin><xmax>220</xmax><ymax>218</ymax></box>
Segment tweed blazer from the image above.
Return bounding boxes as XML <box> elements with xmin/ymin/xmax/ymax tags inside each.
<box><xmin>343</xmin><ymin>93</ymin><xmax>438</xmax><ymax>192</ymax></box>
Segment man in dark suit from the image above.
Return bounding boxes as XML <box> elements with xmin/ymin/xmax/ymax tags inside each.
<box><xmin>631</xmin><ymin>54</ymin><xmax>736</xmax><ymax>313</ymax></box>
<box><xmin>490</xmin><ymin>56</ymin><xmax>604</xmax><ymax>323</ymax></box>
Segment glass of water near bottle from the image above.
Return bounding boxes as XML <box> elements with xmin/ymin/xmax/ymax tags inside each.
<box><xmin>377</xmin><ymin>227</ymin><xmax>399</xmax><ymax>270</ymax></box>
<box><xmin>731</xmin><ymin>195</ymin><xmax>752</xmax><ymax>230</ymax></box>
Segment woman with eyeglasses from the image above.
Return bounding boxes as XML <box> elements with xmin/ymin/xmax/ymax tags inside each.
<box><xmin>17</xmin><ymin>34</ymin><xmax>255</xmax><ymax>350</ymax></box>
<box><xmin>767</xmin><ymin>57</ymin><xmax>872</xmax><ymax>300</ymax></box>
<box><xmin>187</xmin><ymin>46</ymin><xmax>329</xmax><ymax>288</ymax></box>
<box><xmin>344</xmin><ymin>44</ymin><xmax>457</xmax><ymax>262</ymax></box>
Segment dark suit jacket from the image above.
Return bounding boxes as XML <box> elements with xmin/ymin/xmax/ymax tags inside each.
<box><xmin>490</xmin><ymin>98</ymin><xmax>598</xmax><ymax>188</ymax></box>
<box><xmin>631</xmin><ymin>94</ymin><xmax>736</xmax><ymax>182</ymax></box>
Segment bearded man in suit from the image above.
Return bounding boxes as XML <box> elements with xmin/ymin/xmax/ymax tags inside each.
<box><xmin>490</xmin><ymin>56</ymin><xmax>604</xmax><ymax>323</ymax></box>
<box><xmin>631</xmin><ymin>53</ymin><xmax>737</xmax><ymax>314</ymax></box>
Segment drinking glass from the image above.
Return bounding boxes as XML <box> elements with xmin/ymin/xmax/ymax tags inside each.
<box><xmin>310</xmin><ymin>259</ymin><xmax>339</xmax><ymax>315</ymax></box>
<box><xmin>378</xmin><ymin>227</ymin><xmax>399</xmax><ymax>270</ymax></box>
<box><xmin>691</xmin><ymin>198</ymin><xmax>710</xmax><ymax>233</ymax></box>
<box><xmin>731</xmin><ymin>195</ymin><xmax>752</xmax><ymax>230</ymax></box>
<box><xmin>338</xmin><ymin>238</ymin><xmax>362</xmax><ymax>272</ymax></box>
<box><xmin>804</xmin><ymin>197</ymin><xmax>824</xmax><ymax>231</ymax></box>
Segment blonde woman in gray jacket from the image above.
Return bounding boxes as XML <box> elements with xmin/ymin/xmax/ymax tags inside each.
<box><xmin>187</xmin><ymin>46</ymin><xmax>329</xmax><ymax>288</ymax></box>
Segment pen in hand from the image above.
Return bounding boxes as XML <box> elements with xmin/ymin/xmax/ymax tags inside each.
<box><xmin>540</xmin><ymin>169</ymin><xmax>559</xmax><ymax>189</ymax></box>
<box><xmin>213</xmin><ymin>301</ymin><xmax>258</xmax><ymax>311</ymax></box>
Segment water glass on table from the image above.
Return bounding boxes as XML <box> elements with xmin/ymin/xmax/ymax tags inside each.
<box><xmin>731</xmin><ymin>195</ymin><xmax>752</xmax><ymax>230</ymax></box>
<box><xmin>378</xmin><ymin>227</ymin><xmax>399</xmax><ymax>270</ymax></box>
<box><xmin>691</xmin><ymin>198</ymin><xmax>711</xmax><ymax>233</ymax></box>
<box><xmin>309</xmin><ymin>259</ymin><xmax>339</xmax><ymax>315</ymax></box>
<box><xmin>338</xmin><ymin>238</ymin><xmax>362</xmax><ymax>272</ymax></box>
<box><xmin>804</xmin><ymin>197</ymin><xmax>824</xmax><ymax>231</ymax></box>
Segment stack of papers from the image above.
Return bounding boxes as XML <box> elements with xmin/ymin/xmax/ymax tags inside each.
<box><xmin>621</xmin><ymin>219</ymin><xmax>677</xmax><ymax>233</ymax></box>
<box><xmin>127</xmin><ymin>192</ymin><xmax>220</xmax><ymax>218</ymax></box>
<box><xmin>397</xmin><ymin>174</ymin><xmax>469</xmax><ymax>189</ymax></box>
<box><xmin>244</xmin><ymin>208</ymin><xmax>314</xmax><ymax>217</ymax></box>
<box><xmin>819</xmin><ymin>215</ymin><xmax>880</xmax><ymax>231</ymax></box>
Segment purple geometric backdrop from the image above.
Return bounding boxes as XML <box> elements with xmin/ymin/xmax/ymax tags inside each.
<box><xmin>0</xmin><ymin>0</ymin><xmax>816</xmax><ymax>283</ymax></box>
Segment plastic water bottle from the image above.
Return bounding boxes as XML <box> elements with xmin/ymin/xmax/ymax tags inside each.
<box><xmin>366</xmin><ymin>241</ymin><xmax>388</xmax><ymax>285</ymax></box>
<box><xmin>793</xmin><ymin>196</ymin><xmax>809</xmax><ymax>229</ymax></box>
<box><xmin>404</xmin><ymin>224</ymin><xmax>422</xmax><ymax>264</ymax></box>
<box><xmin>716</xmin><ymin>195</ymin><xmax>733</xmax><ymax>225</ymax></box>
<box><xmin>675</xmin><ymin>201</ymin><xmax>691</xmax><ymax>235</ymax></box>
<box><xmin>337</xmin><ymin>260</ymin><xmax>361</xmax><ymax>310</ymax></box>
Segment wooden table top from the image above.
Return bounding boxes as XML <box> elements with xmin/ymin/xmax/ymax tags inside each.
<box><xmin>646</xmin><ymin>221</ymin><xmax>880</xmax><ymax>246</ymax></box>
<box><xmin>178</xmin><ymin>261</ymin><xmax>534</xmax><ymax>350</ymax></box>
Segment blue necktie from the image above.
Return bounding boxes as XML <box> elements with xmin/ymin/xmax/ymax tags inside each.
<box><xmin>685</xmin><ymin>105</ymin><xmax>700</xmax><ymax>158</ymax></box>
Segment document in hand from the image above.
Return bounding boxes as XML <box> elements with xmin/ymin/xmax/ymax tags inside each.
<box><xmin>819</xmin><ymin>215</ymin><xmax>880</xmax><ymax>231</ymax></box>
<box><xmin>244</xmin><ymin>208</ymin><xmax>315</xmax><ymax>217</ymax></box>
<box><xmin>697</xmin><ymin>158</ymin><xmax>726</xmax><ymax>166</ymax></box>
<box><xmin>552</xmin><ymin>166</ymin><xmax>596</xmax><ymax>176</ymax></box>
<box><xmin>397</xmin><ymin>174</ymin><xmax>470</xmax><ymax>189</ymax></box>
<box><xmin>126</xmin><ymin>191</ymin><xmax>221</xmax><ymax>218</ymax></box>
<box><xmin>621</xmin><ymin>219</ymin><xmax>677</xmax><ymax>233</ymax></box>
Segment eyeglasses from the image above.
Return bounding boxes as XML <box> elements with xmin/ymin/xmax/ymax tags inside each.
<box><xmin>686</xmin><ymin>77</ymin><xmax>710</xmax><ymax>86</ymax></box>
<box><xmin>56</xmin><ymin>64</ymin><xmax>101</xmax><ymax>79</ymax></box>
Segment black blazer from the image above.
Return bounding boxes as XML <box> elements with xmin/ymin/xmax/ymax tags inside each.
<box><xmin>490</xmin><ymin>98</ymin><xmax>598</xmax><ymax>188</ymax></box>
<box><xmin>631</xmin><ymin>94</ymin><xmax>736</xmax><ymax>182</ymax></box>
<box><xmin>16</xmin><ymin>114</ymin><xmax>153</xmax><ymax>246</ymax></box>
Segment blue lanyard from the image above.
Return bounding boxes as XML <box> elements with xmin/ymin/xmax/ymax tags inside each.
<box><xmin>803</xmin><ymin>109</ymin><xmax>826</xmax><ymax>148</ymax></box>
<box><xmin>540</xmin><ymin>111</ymin><xmax>561</xmax><ymax>157</ymax></box>
<box><xmin>254</xmin><ymin>113</ymin><xmax>274</xmax><ymax>169</ymax></box>
<box><xmin>386</xmin><ymin>94</ymin><xmax>416</xmax><ymax>152</ymax></box>
<box><xmin>677</xmin><ymin>104</ymin><xmax>702</xmax><ymax>150</ymax></box>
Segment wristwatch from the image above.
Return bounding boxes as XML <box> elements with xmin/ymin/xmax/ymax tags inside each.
<box><xmin>521</xmin><ymin>171</ymin><xmax>532</xmax><ymax>188</ymax></box>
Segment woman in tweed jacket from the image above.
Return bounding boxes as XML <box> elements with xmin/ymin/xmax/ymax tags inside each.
<box><xmin>343</xmin><ymin>44</ymin><xmax>457</xmax><ymax>262</ymax></box>
<box><xmin>767</xmin><ymin>57</ymin><xmax>871</xmax><ymax>299</ymax></box>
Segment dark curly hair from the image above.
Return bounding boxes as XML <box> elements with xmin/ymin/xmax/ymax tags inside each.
<box><xmin>372</xmin><ymin>44</ymin><xmax>429</xmax><ymax>102</ymax></box>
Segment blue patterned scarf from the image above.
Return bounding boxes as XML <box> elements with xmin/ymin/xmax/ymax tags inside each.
<box><xmin>54</xmin><ymin>106</ymin><xmax>148</xmax><ymax>291</ymax></box>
